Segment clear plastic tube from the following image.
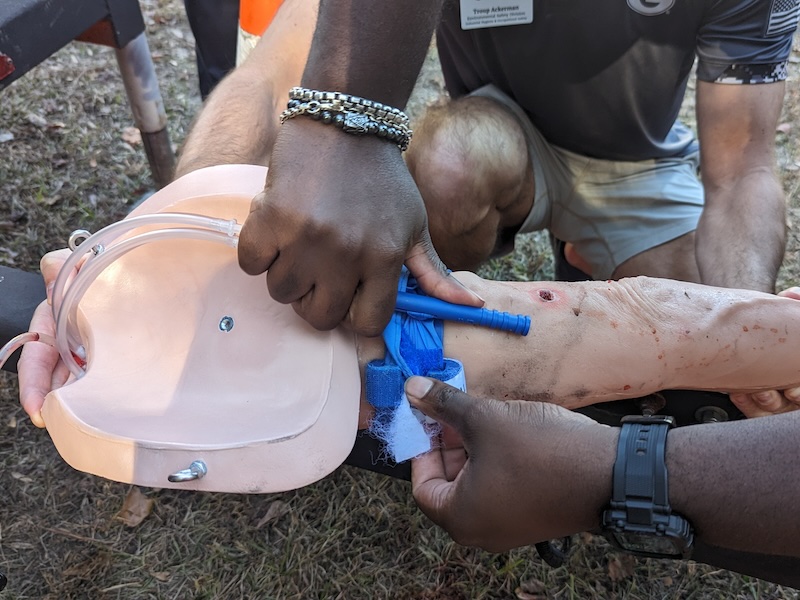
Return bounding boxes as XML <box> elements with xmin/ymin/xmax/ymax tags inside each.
<box><xmin>51</xmin><ymin>213</ymin><xmax>240</xmax><ymax>325</ymax></box>
<box><xmin>0</xmin><ymin>332</ymin><xmax>57</xmax><ymax>372</ymax></box>
<box><xmin>52</xmin><ymin>215</ymin><xmax>242</xmax><ymax>378</ymax></box>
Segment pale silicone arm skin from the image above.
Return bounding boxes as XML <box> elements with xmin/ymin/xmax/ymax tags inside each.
<box><xmin>356</xmin><ymin>272</ymin><xmax>800</xmax><ymax>426</ymax></box>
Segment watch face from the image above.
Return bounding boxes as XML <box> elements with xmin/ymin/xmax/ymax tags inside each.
<box><xmin>613</xmin><ymin>532</ymin><xmax>683</xmax><ymax>557</ymax></box>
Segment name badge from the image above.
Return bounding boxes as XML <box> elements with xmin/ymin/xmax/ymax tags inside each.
<box><xmin>460</xmin><ymin>0</ymin><xmax>534</xmax><ymax>30</ymax></box>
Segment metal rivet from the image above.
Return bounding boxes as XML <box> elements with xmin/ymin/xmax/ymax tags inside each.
<box><xmin>219</xmin><ymin>316</ymin><xmax>234</xmax><ymax>332</ymax></box>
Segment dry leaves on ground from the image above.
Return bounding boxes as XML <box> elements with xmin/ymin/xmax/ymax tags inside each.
<box><xmin>255</xmin><ymin>499</ymin><xmax>290</xmax><ymax>529</ymax></box>
<box><xmin>116</xmin><ymin>486</ymin><xmax>154</xmax><ymax>527</ymax></box>
<box><xmin>607</xmin><ymin>554</ymin><xmax>636</xmax><ymax>582</ymax></box>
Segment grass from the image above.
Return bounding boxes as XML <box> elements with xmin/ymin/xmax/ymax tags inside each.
<box><xmin>1</xmin><ymin>0</ymin><xmax>800</xmax><ymax>597</ymax></box>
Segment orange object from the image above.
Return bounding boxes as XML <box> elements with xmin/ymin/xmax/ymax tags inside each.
<box><xmin>239</xmin><ymin>0</ymin><xmax>283</xmax><ymax>36</ymax></box>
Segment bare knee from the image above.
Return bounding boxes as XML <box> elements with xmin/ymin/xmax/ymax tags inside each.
<box><xmin>406</xmin><ymin>96</ymin><xmax>533</xmax><ymax>268</ymax></box>
<box><xmin>407</xmin><ymin>96</ymin><xmax>531</xmax><ymax>214</ymax></box>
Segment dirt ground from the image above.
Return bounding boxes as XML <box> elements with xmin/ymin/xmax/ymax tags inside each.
<box><xmin>1</xmin><ymin>1</ymin><xmax>800</xmax><ymax>598</ymax></box>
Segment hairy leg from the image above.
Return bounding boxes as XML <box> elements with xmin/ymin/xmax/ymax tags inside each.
<box><xmin>405</xmin><ymin>96</ymin><xmax>534</xmax><ymax>271</ymax></box>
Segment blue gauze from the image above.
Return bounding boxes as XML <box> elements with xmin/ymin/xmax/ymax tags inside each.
<box><xmin>365</xmin><ymin>268</ymin><xmax>466</xmax><ymax>463</ymax></box>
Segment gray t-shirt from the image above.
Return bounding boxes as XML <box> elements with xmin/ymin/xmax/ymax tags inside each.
<box><xmin>437</xmin><ymin>0</ymin><xmax>798</xmax><ymax>160</ymax></box>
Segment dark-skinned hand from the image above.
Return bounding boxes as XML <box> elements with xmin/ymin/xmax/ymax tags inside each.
<box><xmin>407</xmin><ymin>376</ymin><xmax>618</xmax><ymax>552</ymax></box>
<box><xmin>237</xmin><ymin>119</ymin><xmax>483</xmax><ymax>336</ymax></box>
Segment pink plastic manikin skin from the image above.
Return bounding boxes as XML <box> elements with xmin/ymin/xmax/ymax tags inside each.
<box><xmin>42</xmin><ymin>165</ymin><xmax>361</xmax><ymax>493</ymax></box>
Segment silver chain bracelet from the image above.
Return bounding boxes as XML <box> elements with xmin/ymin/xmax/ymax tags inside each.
<box><xmin>280</xmin><ymin>87</ymin><xmax>413</xmax><ymax>151</ymax></box>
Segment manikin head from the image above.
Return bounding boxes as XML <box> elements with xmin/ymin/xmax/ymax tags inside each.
<box><xmin>44</xmin><ymin>165</ymin><xmax>360</xmax><ymax>493</ymax></box>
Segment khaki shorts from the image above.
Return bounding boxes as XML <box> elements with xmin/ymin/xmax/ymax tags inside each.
<box><xmin>472</xmin><ymin>85</ymin><xmax>704</xmax><ymax>280</ymax></box>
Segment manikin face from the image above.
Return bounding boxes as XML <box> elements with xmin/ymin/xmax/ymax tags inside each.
<box><xmin>43</xmin><ymin>165</ymin><xmax>360</xmax><ymax>493</ymax></box>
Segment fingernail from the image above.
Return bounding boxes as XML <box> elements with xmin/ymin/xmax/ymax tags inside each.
<box><xmin>470</xmin><ymin>289</ymin><xmax>486</xmax><ymax>304</ymax></box>
<box><xmin>450</xmin><ymin>274</ymin><xmax>485</xmax><ymax>303</ymax></box>
<box><xmin>31</xmin><ymin>411</ymin><xmax>45</xmax><ymax>429</ymax></box>
<box><xmin>46</xmin><ymin>281</ymin><xmax>54</xmax><ymax>305</ymax></box>
<box><xmin>405</xmin><ymin>376</ymin><xmax>434</xmax><ymax>399</ymax></box>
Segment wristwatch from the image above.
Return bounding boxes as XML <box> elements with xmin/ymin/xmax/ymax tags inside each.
<box><xmin>601</xmin><ymin>415</ymin><xmax>694</xmax><ymax>559</ymax></box>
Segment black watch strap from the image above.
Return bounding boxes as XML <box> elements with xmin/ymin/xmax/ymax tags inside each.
<box><xmin>610</xmin><ymin>415</ymin><xmax>673</xmax><ymax>523</ymax></box>
<box><xmin>603</xmin><ymin>414</ymin><xmax>694</xmax><ymax>559</ymax></box>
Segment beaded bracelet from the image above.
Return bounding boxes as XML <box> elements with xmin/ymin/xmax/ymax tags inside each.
<box><xmin>279</xmin><ymin>86</ymin><xmax>413</xmax><ymax>151</ymax></box>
